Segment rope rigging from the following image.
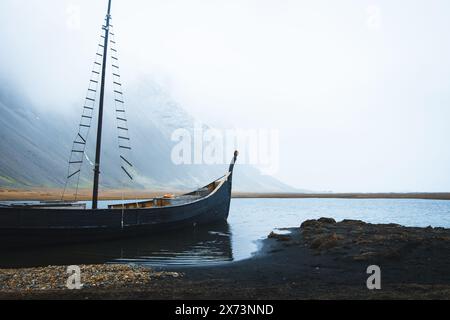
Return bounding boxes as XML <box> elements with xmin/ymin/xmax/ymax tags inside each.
<box><xmin>109</xmin><ymin>23</ymin><xmax>134</xmax><ymax>182</ymax></box>
<box><xmin>61</xmin><ymin>16</ymin><xmax>134</xmax><ymax>203</ymax></box>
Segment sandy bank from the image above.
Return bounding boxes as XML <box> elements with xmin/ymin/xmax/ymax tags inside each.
<box><xmin>0</xmin><ymin>188</ymin><xmax>183</xmax><ymax>201</ymax></box>
<box><xmin>2</xmin><ymin>188</ymin><xmax>450</xmax><ymax>201</ymax></box>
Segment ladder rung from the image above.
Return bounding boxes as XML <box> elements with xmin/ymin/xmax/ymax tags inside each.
<box><xmin>118</xmin><ymin>127</ymin><xmax>128</xmax><ymax>131</ymax></box>
<box><xmin>90</xmin><ymin>79</ymin><xmax>98</xmax><ymax>83</ymax></box>
<box><xmin>92</xmin><ymin>71</ymin><xmax>100</xmax><ymax>75</ymax></box>
<box><xmin>72</xmin><ymin>150</ymin><xmax>84</xmax><ymax>153</ymax></box>
<box><xmin>110</xmin><ymin>40</ymin><xmax>116</xmax><ymax>44</ymax></box>
<box><xmin>111</xmin><ymin>48</ymin><xmax>117</xmax><ymax>52</ymax></box>
<box><xmin>114</xmin><ymin>90</ymin><xmax>123</xmax><ymax>94</ymax></box>
<box><xmin>119</xmin><ymin>146</ymin><xmax>132</xmax><ymax>150</ymax></box>
<box><xmin>110</xmin><ymin>32</ymin><xmax>115</xmax><ymax>36</ymax></box>
<box><xmin>116</xmin><ymin>110</ymin><xmax>125</xmax><ymax>112</ymax></box>
<box><xmin>94</xmin><ymin>62</ymin><xmax>101</xmax><ymax>65</ymax></box>
<box><xmin>68</xmin><ymin>170</ymin><xmax>81</xmax><ymax>179</ymax></box>
<box><xmin>82</xmin><ymin>115</ymin><xmax>92</xmax><ymax>119</ymax></box>
<box><xmin>86</xmin><ymin>97</ymin><xmax>95</xmax><ymax>102</ymax></box>
<box><xmin>80</xmin><ymin>124</ymin><xmax>90</xmax><ymax>128</ymax></box>
<box><xmin>69</xmin><ymin>161</ymin><xmax>83</xmax><ymax>164</ymax></box>
<box><xmin>113</xmin><ymin>74</ymin><xmax>120</xmax><ymax>77</ymax></box>
<box><xmin>115</xmin><ymin>99</ymin><xmax>124</xmax><ymax>103</ymax></box>
<box><xmin>88</xmin><ymin>89</ymin><xmax>96</xmax><ymax>92</ymax></box>
<box><xmin>121</xmin><ymin>166</ymin><xmax>133</xmax><ymax>180</ymax></box>
<box><xmin>112</xmin><ymin>56</ymin><xmax>118</xmax><ymax>60</ymax></box>
<box><xmin>117</xmin><ymin>117</ymin><xmax>127</xmax><ymax>121</ymax></box>
<box><xmin>74</xmin><ymin>141</ymin><xmax>85</xmax><ymax>145</ymax></box>
<box><xmin>96</xmin><ymin>53</ymin><xmax>102</xmax><ymax>57</ymax></box>
<box><xmin>120</xmin><ymin>156</ymin><xmax>133</xmax><ymax>167</ymax></box>
<box><xmin>113</xmin><ymin>82</ymin><xmax>121</xmax><ymax>86</ymax></box>
<box><xmin>98</xmin><ymin>44</ymin><xmax>104</xmax><ymax>48</ymax></box>
<box><xmin>84</xmin><ymin>106</ymin><xmax>93</xmax><ymax>110</ymax></box>
<box><xmin>112</xmin><ymin>64</ymin><xmax>119</xmax><ymax>69</ymax></box>
<box><xmin>119</xmin><ymin>136</ymin><xmax>130</xmax><ymax>140</ymax></box>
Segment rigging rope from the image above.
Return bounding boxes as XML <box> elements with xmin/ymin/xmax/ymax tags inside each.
<box><xmin>110</xmin><ymin>23</ymin><xmax>134</xmax><ymax>182</ymax></box>
<box><xmin>109</xmin><ymin>22</ymin><xmax>134</xmax><ymax>219</ymax></box>
<box><xmin>61</xmin><ymin>20</ymin><xmax>134</xmax><ymax>204</ymax></box>
<box><xmin>61</xmin><ymin>27</ymin><xmax>108</xmax><ymax>202</ymax></box>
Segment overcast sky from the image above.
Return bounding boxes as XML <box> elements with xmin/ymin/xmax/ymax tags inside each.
<box><xmin>1</xmin><ymin>0</ymin><xmax>450</xmax><ymax>192</ymax></box>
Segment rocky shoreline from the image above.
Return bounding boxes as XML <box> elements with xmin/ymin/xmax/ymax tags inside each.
<box><xmin>300</xmin><ymin>218</ymin><xmax>450</xmax><ymax>262</ymax></box>
<box><xmin>0</xmin><ymin>218</ymin><xmax>449</xmax><ymax>299</ymax></box>
<box><xmin>0</xmin><ymin>264</ymin><xmax>181</xmax><ymax>293</ymax></box>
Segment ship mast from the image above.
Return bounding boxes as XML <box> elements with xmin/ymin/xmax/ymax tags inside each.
<box><xmin>92</xmin><ymin>0</ymin><xmax>112</xmax><ymax>210</ymax></box>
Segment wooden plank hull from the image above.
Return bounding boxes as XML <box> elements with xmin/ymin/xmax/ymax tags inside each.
<box><xmin>0</xmin><ymin>175</ymin><xmax>233</xmax><ymax>250</ymax></box>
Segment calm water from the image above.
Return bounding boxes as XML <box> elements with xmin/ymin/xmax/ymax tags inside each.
<box><xmin>1</xmin><ymin>198</ymin><xmax>450</xmax><ymax>268</ymax></box>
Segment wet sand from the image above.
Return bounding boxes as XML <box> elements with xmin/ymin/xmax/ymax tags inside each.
<box><xmin>2</xmin><ymin>188</ymin><xmax>450</xmax><ymax>201</ymax></box>
<box><xmin>1</xmin><ymin>218</ymin><xmax>449</xmax><ymax>300</ymax></box>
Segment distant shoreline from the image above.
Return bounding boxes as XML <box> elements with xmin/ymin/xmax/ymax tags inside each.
<box><xmin>1</xmin><ymin>188</ymin><xmax>450</xmax><ymax>201</ymax></box>
<box><xmin>233</xmin><ymin>192</ymin><xmax>450</xmax><ymax>200</ymax></box>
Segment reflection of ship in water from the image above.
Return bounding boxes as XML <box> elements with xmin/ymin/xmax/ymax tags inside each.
<box><xmin>0</xmin><ymin>222</ymin><xmax>233</xmax><ymax>268</ymax></box>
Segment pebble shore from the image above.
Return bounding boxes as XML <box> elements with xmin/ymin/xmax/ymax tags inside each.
<box><xmin>0</xmin><ymin>264</ymin><xmax>181</xmax><ymax>292</ymax></box>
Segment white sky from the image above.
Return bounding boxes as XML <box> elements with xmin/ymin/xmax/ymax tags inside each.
<box><xmin>1</xmin><ymin>0</ymin><xmax>450</xmax><ymax>192</ymax></box>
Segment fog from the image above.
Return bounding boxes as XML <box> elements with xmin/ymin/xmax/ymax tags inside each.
<box><xmin>1</xmin><ymin>0</ymin><xmax>450</xmax><ymax>192</ymax></box>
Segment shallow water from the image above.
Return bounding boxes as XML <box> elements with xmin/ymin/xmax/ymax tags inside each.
<box><xmin>1</xmin><ymin>198</ymin><xmax>449</xmax><ymax>268</ymax></box>
<box><xmin>228</xmin><ymin>198</ymin><xmax>450</xmax><ymax>261</ymax></box>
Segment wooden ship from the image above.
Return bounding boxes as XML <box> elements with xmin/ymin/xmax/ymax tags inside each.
<box><xmin>0</xmin><ymin>0</ymin><xmax>238</xmax><ymax>249</ymax></box>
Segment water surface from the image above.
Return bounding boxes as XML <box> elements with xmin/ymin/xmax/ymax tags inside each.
<box><xmin>1</xmin><ymin>198</ymin><xmax>449</xmax><ymax>268</ymax></box>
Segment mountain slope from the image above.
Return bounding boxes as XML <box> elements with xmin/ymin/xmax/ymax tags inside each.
<box><xmin>0</xmin><ymin>78</ymin><xmax>299</xmax><ymax>193</ymax></box>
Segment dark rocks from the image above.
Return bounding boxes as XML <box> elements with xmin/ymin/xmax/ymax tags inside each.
<box><xmin>310</xmin><ymin>233</ymin><xmax>343</xmax><ymax>250</ymax></box>
<box><xmin>300</xmin><ymin>219</ymin><xmax>320</xmax><ymax>229</ymax></box>
<box><xmin>301</xmin><ymin>217</ymin><xmax>336</xmax><ymax>229</ymax></box>
<box><xmin>340</xmin><ymin>219</ymin><xmax>367</xmax><ymax>226</ymax></box>
<box><xmin>318</xmin><ymin>217</ymin><xmax>336</xmax><ymax>224</ymax></box>
<box><xmin>298</xmin><ymin>218</ymin><xmax>450</xmax><ymax>263</ymax></box>
<box><xmin>352</xmin><ymin>251</ymin><xmax>378</xmax><ymax>261</ymax></box>
<box><xmin>268</xmin><ymin>231</ymin><xmax>291</xmax><ymax>242</ymax></box>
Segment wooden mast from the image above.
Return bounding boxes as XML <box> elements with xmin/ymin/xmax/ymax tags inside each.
<box><xmin>92</xmin><ymin>0</ymin><xmax>112</xmax><ymax>210</ymax></box>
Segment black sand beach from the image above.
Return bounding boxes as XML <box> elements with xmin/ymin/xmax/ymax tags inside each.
<box><xmin>1</xmin><ymin>218</ymin><xmax>449</xmax><ymax>300</ymax></box>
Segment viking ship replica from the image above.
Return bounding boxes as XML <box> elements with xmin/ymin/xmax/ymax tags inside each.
<box><xmin>0</xmin><ymin>0</ymin><xmax>238</xmax><ymax>249</ymax></box>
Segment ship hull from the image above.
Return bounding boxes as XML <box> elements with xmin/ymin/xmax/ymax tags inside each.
<box><xmin>0</xmin><ymin>174</ymin><xmax>233</xmax><ymax>250</ymax></box>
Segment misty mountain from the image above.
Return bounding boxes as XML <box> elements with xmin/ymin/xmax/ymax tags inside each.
<box><xmin>0</xmin><ymin>77</ymin><xmax>298</xmax><ymax>193</ymax></box>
